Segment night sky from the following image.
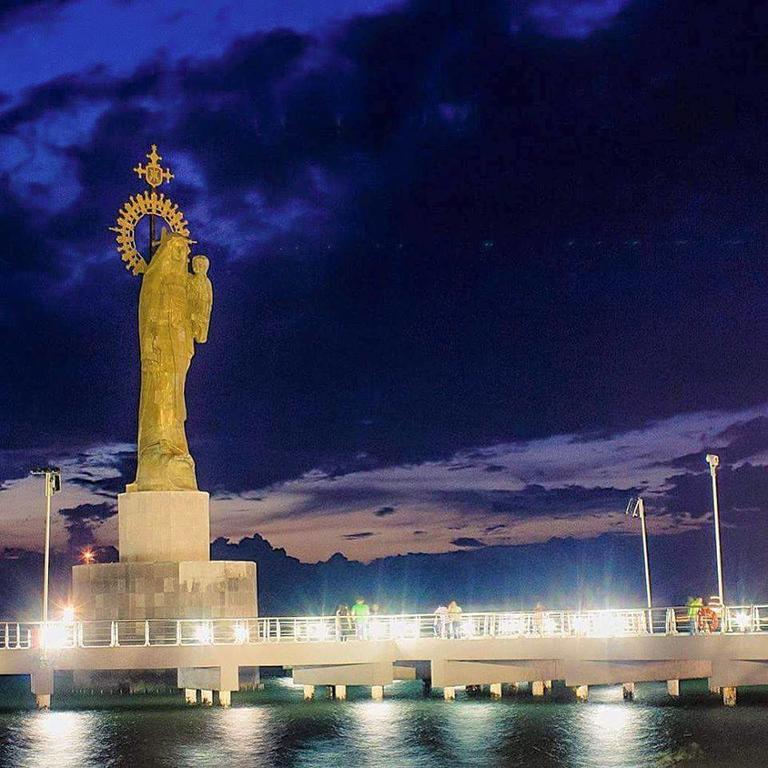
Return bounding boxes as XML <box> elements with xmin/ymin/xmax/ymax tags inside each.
<box><xmin>2</xmin><ymin>0</ymin><xmax>768</xmax><ymax>611</ymax></box>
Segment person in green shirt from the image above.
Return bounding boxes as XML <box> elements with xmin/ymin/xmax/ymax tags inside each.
<box><xmin>351</xmin><ymin>597</ymin><xmax>370</xmax><ymax>639</ymax></box>
<box><xmin>686</xmin><ymin>596</ymin><xmax>703</xmax><ymax>634</ymax></box>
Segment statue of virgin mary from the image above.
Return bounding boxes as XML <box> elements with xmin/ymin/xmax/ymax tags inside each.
<box><xmin>127</xmin><ymin>228</ymin><xmax>212</xmax><ymax>492</ymax></box>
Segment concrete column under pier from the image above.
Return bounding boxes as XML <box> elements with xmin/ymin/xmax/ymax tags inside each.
<box><xmin>622</xmin><ymin>682</ymin><xmax>635</xmax><ymax>701</ymax></box>
<box><xmin>444</xmin><ymin>686</ymin><xmax>456</xmax><ymax>701</ymax></box>
<box><xmin>708</xmin><ymin>679</ymin><xmax>721</xmax><ymax>695</ymax></box>
<box><xmin>490</xmin><ymin>683</ymin><xmax>502</xmax><ymax>699</ymax></box>
<box><xmin>372</xmin><ymin>685</ymin><xmax>384</xmax><ymax>701</ymax></box>
<box><xmin>335</xmin><ymin>685</ymin><xmax>347</xmax><ymax>701</ymax></box>
<box><xmin>722</xmin><ymin>687</ymin><xmax>737</xmax><ymax>707</ymax></box>
<box><xmin>303</xmin><ymin>685</ymin><xmax>315</xmax><ymax>701</ymax></box>
<box><xmin>667</xmin><ymin>679</ymin><xmax>680</xmax><ymax>697</ymax></box>
<box><xmin>574</xmin><ymin>685</ymin><xmax>588</xmax><ymax>702</ymax></box>
<box><xmin>218</xmin><ymin>690</ymin><xmax>231</xmax><ymax>708</ymax></box>
<box><xmin>31</xmin><ymin>669</ymin><xmax>54</xmax><ymax>710</ymax></box>
<box><xmin>184</xmin><ymin>688</ymin><xmax>197</xmax><ymax>705</ymax></box>
<box><xmin>200</xmin><ymin>689</ymin><xmax>213</xmax><ymax>706</ymax></box>
<box><xmin>532</xmin><ymin>681</ymin><xmax>545</xmax><ymax>696</ymax></box>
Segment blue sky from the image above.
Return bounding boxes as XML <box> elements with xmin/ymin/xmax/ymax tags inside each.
<box><xmin>1</xmin><ymin>0</ymin><xmax>767</xmax><ymax>605</ymax></box>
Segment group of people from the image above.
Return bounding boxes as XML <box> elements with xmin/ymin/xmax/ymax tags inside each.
<box><xmin>433</xmin><ymin>601</ymin><xmax>464</xmax><ymax>638</ymax></box>
<box><xmin>334</xmin><ymin>598</ymin><xmax>466</xmax><ymax>640</ymax></box>
<box><xmin>335</xmin><ymin>598</ymin><xmax>382</xmax><ymax>640</ymax></box>
<box><xmin>685</xmin><ymin>595</ymin><xmax>723</xmax><ymax>633</ymax></box>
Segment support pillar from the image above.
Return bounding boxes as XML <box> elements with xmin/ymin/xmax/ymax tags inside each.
<box><xmin>372</xmin><ymin>685</ymin><xmax>384</xmax><ymax>701</ymax></box>
<box><xmin>532</xmin><ymin>681</ymin><xmax>545</xmax><ymax>697</ymax></box>
<box><xmin>667</xmin><ymin>679</ymin><xmax>680</xmax><ymax>697</ymax></box>
<box><xmin>422</xmin><ymin>679</ymin><xmax>432</xmax><ymax>696</ymax></box>
<box><xmin>218</xmin><ymin>690</ymin><xmax>231</xmax><ymax>707</ymax></box>
<box><xmin>622</xmin><ymin>682</ymin><xmax>635</xmax><ymax>701</ymax></box>
<box><xmin>708</xmin><ymin>679</ymin><xmax>721</xmax><ymax>695</ymax></box>
<box><xmin>508</xmin><ymin>682</ymin><xmax>519</xmax><ymax>694</ymax></box>
<box><xmin>490</xmin><ymin>683</ymin><xmax>502</xmax><ymax>699</ymax></box>
<box><xmin>544</xmin><ymin>680</ymin><xmax>553</xmax><ymax>694</ymax></box>
<box><xmin>184</xmin><ymin>688</ymin><xmax>197</xmax><ymax>705</ymax></box>
<box><xmin>35</xmin><ymin>694</ymin><xmax>51</xmax><ymax>710</ymax></box>
<box><xmin>574</xmin><ymin>685</ymin><xmax>588</xmax><ymax>702</ymax></box>
<box><xmin>444</xmin><ymin>686</ymin><xmax>456</xmax><ymax>701</ymax></box>
<box><xmin>335</xmin><ymin>685</ymin><xmax>347</xmax><ymax>701</ymax></box>
<box><xmin>722</xmin><ymin>687</ymin><xmax>737</xmax><ymax>707</ymax></box>
<box><xmin>31</xmin><ymin>669</ymin><xmax>54</xmax><ymax>710</ymax></box>
<box><xmin>200</xmin><ymin>689</ymin><xmax>213</xmax><ymax>706</ymax></box>
<box><xmin>303</xmin><ymin>685</ymin><xmax>315</xmax><ymax>701</ymax></box>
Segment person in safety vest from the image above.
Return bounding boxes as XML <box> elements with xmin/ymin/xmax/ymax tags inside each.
<box><xmin>351</xmin><ymin>597</ymin><xmax>370</xmax><ymax>639</ymax></box>
<box><xmin>686</xmin><ymin>596</ymin><xmax>703</xmax><ymax>634</ymax></box>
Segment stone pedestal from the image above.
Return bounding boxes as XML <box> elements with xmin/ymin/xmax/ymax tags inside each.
<box><xmin>73</xmin><ymin>559</ymin><xmax>256</xmax><ymax>620</ymax></box>
<box><xmin>118</xmin><ymin>491</ymin><xmax>210</xmax><ymax>563</ymax></box>
<box><xmin>72</xmin><ymin>489</ymin><xmax>257</xmax><ymax>621</ymax></box>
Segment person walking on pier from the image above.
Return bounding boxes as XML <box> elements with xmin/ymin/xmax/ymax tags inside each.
<box><xmin>434</xmin><ymin>604</ymin><xmax>449</xmax><ymax>638</ymax></box>
<box><xmin>335</xmin><ymin>604</ymin><xmax>351</xmax><ymax>641</ymax></box>
<box><xmin>351</xmin><ymin>597</ymin><xmax>371</xmax><ymax>639</ymax></box>
<box><xmin>686</xmin><ymin>596</ymin><xmax>703</xmax><ymax>635</ymax></box>
<box><xmin>448</xmin><ymin>600</ymin><xmax>463</xmax><ymax>638</ymax></box>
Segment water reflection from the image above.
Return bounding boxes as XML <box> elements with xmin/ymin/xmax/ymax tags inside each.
<box><xmin>0</xmin><ymin>681</ymin><xmax>767</xmax><ymax>767</ymax></box>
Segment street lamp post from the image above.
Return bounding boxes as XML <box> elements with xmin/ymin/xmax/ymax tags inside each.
<box><xmin>706</xmin><ymin>454</ymin><xmax>725</xmax><ymax>606</ymax></box>
<box><xmin>30</xmin><ymin>467</ymin><xmax>61</xmax><ymax>626</ymax></box>
<box><xmin>625</xmin><ymin>496</ymin><xmax>652</xmax><ymax>610</ymax></box>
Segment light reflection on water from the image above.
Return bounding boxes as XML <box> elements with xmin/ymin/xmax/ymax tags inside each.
<box><xmin>0</xmin><ymin>679</ymin><xmax>766</xmax><ymax>767</ymax></box>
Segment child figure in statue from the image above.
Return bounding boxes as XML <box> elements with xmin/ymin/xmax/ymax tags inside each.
<box><xmin>189</xmin><ymin>255</ymin><xmax>212</xmax><ymax>344</ymax></box>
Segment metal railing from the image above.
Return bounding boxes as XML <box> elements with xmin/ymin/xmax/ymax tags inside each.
<box><xmin>2</xmin><ymin>605</ymin><xmax>768</xmax><ymax>651</ymax></box>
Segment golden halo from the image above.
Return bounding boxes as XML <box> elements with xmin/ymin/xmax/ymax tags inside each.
<box><xmin>110</xmin><ymin>190</ymin><xmax>190</xmax><ymax>275</ymax></box>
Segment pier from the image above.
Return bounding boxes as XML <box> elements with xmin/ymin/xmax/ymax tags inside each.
<box><xmin>3</xmin><ymin>604</ymin><xmax>768</xmax><ymax>709</ymax></box>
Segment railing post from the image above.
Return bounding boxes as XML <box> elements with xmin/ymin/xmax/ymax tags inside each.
<box><xmin>176</xmin><ymin>621</ymin><xmax>182</xmax><ymax>646</ymax></box>
<box><xmin>110</xmin><ymin>621</ymin><xmax>116</xmax><ymax>647</ymax></box>
<box><xmin>144</xmin><ymin>620</ymin><xmax>150</xmax><ymax>646</ymax></box>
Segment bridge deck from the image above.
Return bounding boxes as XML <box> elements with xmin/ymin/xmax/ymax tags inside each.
<box><xmin>2</xmin><ymin>606</ymin><xmax>766</xmax><ymax>706</ymax></box>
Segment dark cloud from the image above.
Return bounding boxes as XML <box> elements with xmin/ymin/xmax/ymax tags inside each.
<box><xmin>662</xmin><ymin>463</ymin><xmax>768</xmax><ymax>520</ymax></box>
<box><xmin>374</xmin><ymin>505</ymin><xmax>396</xmax><ymax>516</ymax></box>
<box><xmin>67</xmin><ymin>450</ymin><xmax>136</xmax><ymax>498</ymax></box>
<box><xmin>58</xmin><ymin>501</ymin><xmax>116</xmax><ymax>550</ymax></box>
<box><xmin>342</xmin><ymin>531</ymin><xmax>376</xmax><ymax>540</ymax></box>
<box><xmin>2</xmin><ymin>0</ymin><xmax>768</xmax><ymax>553</ymax></box>
<box><xmin>440</xmin><ymin>484</ymin><xmax>632</xmax><ymax>517</ymax></box>
<box><xmin>451</xmin><ymin>537</ymin><xmax>486</xmax><ymax>548</ymax></box>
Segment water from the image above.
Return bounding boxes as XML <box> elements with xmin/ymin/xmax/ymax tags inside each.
<box><xmin>0</xmin><ymin>678</ymin><xmax>764</xmax><ymax>767</ymax></box>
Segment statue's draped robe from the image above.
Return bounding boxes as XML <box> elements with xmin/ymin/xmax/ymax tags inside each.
<box><xmin>129</xmin><ymin>235</ymin><xmax>208</xmax><ymax>491</ymax></box>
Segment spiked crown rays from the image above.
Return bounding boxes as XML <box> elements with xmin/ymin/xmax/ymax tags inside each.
<box><xmin>110</xmin><ymin>145</ymin><xmax>191</xmax><ymax>276</ymax></box>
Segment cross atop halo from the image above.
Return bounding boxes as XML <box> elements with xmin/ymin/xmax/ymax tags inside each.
<box><xmin>133</xmin><ymin>144</ymin><xmax>174</xmax><ymax>189</ymax></box>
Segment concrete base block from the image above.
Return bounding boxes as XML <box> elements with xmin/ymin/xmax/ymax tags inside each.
<box><xmin>490</xmin><ymin>683</ymin><xmax>502</xmax><ymax>699</ymax></box>
<box><xmin>723</xmin><ymin>687</ymin><xmax>737</xmax><ymax>707</ymax></box>
<box><xmin>444</xmin><ymin>686</ymin><xmax>456</xmax><ymax>701</ymax></box>
<box><xmin>178</xmin><ymin>666</ymin><xmax>239</xmax><ymax>693</ymax></box>
<box><xmin>372</xmin><ymin>685</ymin><xmax>384</xmax><ymax>700</ymax></box>
<box><xmin>622</xmin><ymin>682</ymin><xmax>635</xmax><ymax>701</ymax></box>
<box><xmin>35</xmin><ymin>694</ymin><xmax>51</xmax><ymax>710</ymax></box>
<box><xmin>74</xmin><ymin>560</ymin><xmax>257</xmax><ymax>621</ymax></box>
<box><xmin>200</xmin><ymin>689</ymin><xmax>213</xmax><ymax>706</ymax></box>
<box><xmin>574</xmin><ymin>685</ymin><xmax>589</xmax><ymax>702</ymax></box>
<box><xmin>335</xmin><ymin>685</ymin><xmax>347</xmax><ymax>701</ymax></box>
<box><xmin>118</xmin><ymin>490</ymin><xmax>210</xmax><ymax>562</ymax></box>
<box><xmin>184</xmin><ymin>688</ymin><xmax>197</xmax><ymax>705</ymax></box>
<box><xmin>667</xmin><ymin>679</ymin><xmax>680</xmax><ymax>697</ymax></box>
<box><xmin>532</xmin><ymin>681</ymin><xmax>545</xmax><ymax>696</ymax></box>
<box><xmin>303</xmin><ymin>685</ymin><xmax>315</xmax><ymax>701</ymax></box>
<box><xmin>218</xmin><ymin>690</ymin><xmax>231</xmax><ymax>707</ymax></box>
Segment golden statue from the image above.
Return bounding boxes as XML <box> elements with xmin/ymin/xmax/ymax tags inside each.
<box><xmin>112</xmin><ymin>146</ymin><xmax>212</xmax><ymax>492</ymax></box>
